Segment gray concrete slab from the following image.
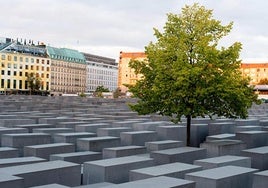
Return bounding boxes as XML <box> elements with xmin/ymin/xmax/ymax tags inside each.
<box><xmin>0</xmin><ymin>156</ymin><xmax>46</xmax><ymax>168</ymax></box>
<box><xmin>1</xmin><ymin>133</ymin><xmax>51</xmax><ymax>156</ymax></box>
<box><xmin>50</xmin><ymin>151</ymin><xmax>102</xmax><ymax>164</ymax></box>
<box><xmin>0</xmin><ymin>173</ymin><xmax>24</xmax><ymax>188</ymax></box>
<box><xmin>0</xmin><ymin>160</ymin><xmax>81</xmax><ymax>187</ymax></box>
<box><xmin>120</xmin><ymin>131</ymin><xmax>157</xmax><ymax>146</ymax></box>
<box><xmin>0</xmin><ymin>147</ymin><xmax>19</xmax><ymax>158</ymax></box>
<box><xmin>83</xmin><ymin>156</ymin><xmax>154</xmax><ymax>184</ymax></box>
<box><xmin>129</xmin><ymin>162</ymin><xmax>202</xmax><ymax>181</ymax></box>
<box><xmin>97</xmin><ymin>127</ymin><xmax>132</xmax><ymax>137</ymax></box>
<box><xmin>252</xmin><ymin>170</ymin><xmax>268</xmax><ymax>188</ymax></box>
<box><xmin>194</xmin><ymin>155</ymin><xmax>251</xmax><ymax>169</ymax></box>
<box><xmin>151</xmin><ymin>147</ymin><xmax>207</xmax><ymax>165</ymax></box>
<box><xmin>103</xmin><ymin>176</ymin><xmax>195</xmax><ymax>188</ymax></box>
<box><xmin>103</xmin><ymin>145</ymin><xmax>146</xmax><ymax>159</ymax></box>
<box><xmin>145</xmin><ymin>140</ymin><xmax>184</xmax><ymax>152</ymax></box>
<box><xmin>241</xmin><ymin>146</ymin><xmax>268</xmax><ymax>170</ymax></box>
<box><xmin>200</xmin><ymin>140</ymin><xmax>246</xmax><ymax>157</ymax></box>
<box><xmin>235</xmin><ymin>131</ymin><xmax>268</xmax><ymax>148</ymax></box>
<box><xmin>77</xmin><ymin>136</ymin><xmax>121</xmax><ymax>152</ymax></box>
<box><xmin>185</xmin><ymin>165</ymin><xmax>258</xmax><ymax>188</ymax></box>
<box><xmin>24</xmin><ymin>143</ymin><xmax>75</xmax><ymax>160</ymax></box>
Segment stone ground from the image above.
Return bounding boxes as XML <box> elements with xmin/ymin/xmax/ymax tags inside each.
<box><xmin>0</xmin><ymin>95</ymin><xmax>267</xmax><ymax>188</ymax></box>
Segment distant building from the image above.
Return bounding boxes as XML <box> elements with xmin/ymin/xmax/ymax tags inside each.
<box><xmin>118</xmin><ymin>51</ymin><xmax>147</xmax><ymax>93</ymax></box>
<box><xmin>47</xmin><ymin>46</ymin><xmax>86</xmax><ymax>95</ymax></box>
<box><xmin>0</xmin><ymin>38</ymin><xmax>50</xmax><ymax>94</ymax></box>
<box><xmin>83</xmin><ymin>53</ymin><xmax>118</xmax><ymax>93</ymax></box>
<box><xmin>241</xmin><ymin>61</ymin><xmax>268</xmax><ymax>85</ymax></box>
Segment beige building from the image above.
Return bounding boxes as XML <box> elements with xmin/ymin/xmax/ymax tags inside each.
<box><xmin>241</xmin><ymin>61</ymin><xmax>268</xmax><ymax>85</ymax></box>
<box><xmin>47</xmin><ymin>46</ymin><xmax>86</xmax><ymax>95</ymax></box>
<box><xmin>0</xmin><ymin>39</ymin><xmax>50</xmax><ymax>94</ymax></box>
<box><xmin>118</xmin><ymin>51</ymin><xmax>147</xmax><ymax>93</ymax></box>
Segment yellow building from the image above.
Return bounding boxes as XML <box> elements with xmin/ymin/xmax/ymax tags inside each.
<box><xmin>118</xmin><ymin>51</ymin><xmax>147</xmax><ymax>93</ymax></box>
<box><xmin>0</xmin><ymin>40</ymin><xmax>50</xmax><ymax>94</ymax></box>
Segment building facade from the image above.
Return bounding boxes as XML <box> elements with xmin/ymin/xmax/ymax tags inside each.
<box><xmin>118</xmin><ymin>51</ymin><xmax>146</xmax><ymax>93</ymax></box>
<box><xmin>0</xmin><ymin>38</ymin><xmax>50</xmax><ymax>94</ymax></box>
<box><xmin>47</xmin><ymin>46</ymin><xmax>86</xmax><ymax>95</ymax></box>
<box><xmin>241</xmin><ymin>61</ymin><xmax>268</xmax><ymax>85</ymax></box>
<box><xmin>83</xmin><ymin>53</ymin><xmax>118</xmax><ymax>93</ymax></box>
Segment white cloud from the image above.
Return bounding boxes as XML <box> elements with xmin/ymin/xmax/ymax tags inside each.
<box><xmin>0</xmin><ymin>0</ymin><xmax>267</xmax><ymax>60</ymax></box>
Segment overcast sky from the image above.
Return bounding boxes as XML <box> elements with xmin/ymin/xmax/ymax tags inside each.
<box><xmin>1</xmin><ymin>0</ymin><xmax>267</xmax><ymax>61</ymax></box>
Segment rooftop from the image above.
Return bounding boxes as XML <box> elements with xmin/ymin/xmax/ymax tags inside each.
<box><xmin>47</xmin><ymin>46</ymin><xmax>86</xmax><ymax>64</ymax></box>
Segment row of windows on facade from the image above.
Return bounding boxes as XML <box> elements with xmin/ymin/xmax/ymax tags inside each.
<box><xmin>50</xmin><ymin>86</ymin><xmax>84</xmax><ymax>92</ymax></box>
<box><xmin>51</xmin><ymin>61</ymin><xmax>85</xmax><ymax>68</ymax></box>
<box><xmin>51</xmin><ymin>68</ymin><xmax>85</xmax><ymax>74</ymax></box>
<box><xmin>1</xmin><ymin>63</ymin><xmax>49</xmax><ymax>71</ymax></box>
<box><xmin>0</xmin><ymin>79</ymin><xmax>49</xmax><ymax>90</ymax></box>
<box><xmin>88</xmin><ymin>68</ymin><xmax>117</xmax><ymax>76</ymax></box>
<box><xmin>1</xmin><ymin>54</ymin><xmax>50</xmax><ymax>64</ymax></box>
<box><xmin>50</xmin><ymin>54</ymin><xmax>85</xmax><ymax>63</ymax></box>
<box><xmin>87</xmin><ymin>75</ymin><xmax>117</xmax><ymax>81</ymax></box>
<box><xmin>1</xmin><ymin>70</ymin><xmax>49</xmax><ymax>78</ymax></box>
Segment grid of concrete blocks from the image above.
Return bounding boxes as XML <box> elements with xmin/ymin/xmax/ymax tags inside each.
<box><xmin>0</xmin><ymin>96</ymin><xmax>267</xmax><ymax>188</ymax></box>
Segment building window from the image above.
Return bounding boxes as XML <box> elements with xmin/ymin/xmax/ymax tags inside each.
<box><xmin>47</xmin><ymin>60</ymin><xmax>50</xmax><ymax>64</ymax></box>
<box><xmin>1</xmin><ymin>70</ymin><xmax>4</xmax><ymax>75</ymax></box>
<box><xmin>13</xmin><ymin>80</ymin><xmax>16</xmax><ymax>89</ymax></box>
<box><xmin>42</xmin><ymin>59</ymin><xmax>44</xmax><ymax>64</ymax></box>
<box><xmin>7</xmin><ymin>71</ymin><xmax>10</xmax><ymax>75</ymax></box>
<box><xmin>19</xmin><ymin>80</ymin><xmax>22</xmax><ymax>89</ymax></box>
<box><xmin>31</xmin><ymin>65</ymin><xmax>34</xmax><ymax>70</ymax></box>
<box><xmin>1</xmin><ymin>63</ymin><xmax>4</xmax><ymax>67</ymax></box>
<box><xmin>26</xmin><ymin>58</ymin><xmax>29</xmax><ymax>63</ymax></box>
<box><xmin>19</xmin><ymin>72</ymin><xmax>22</xmax><ymax>76</ymax></box>
<box><xmin>14</xmin><ymin>71</ymin><xmax>17</xmax><ymax>76</ymax></box>
<box><xmin>25</xmin><ymin>65</ymin><xmax>28</xmax><ymax>69</ymax></box>
<box><xmin>7</xmin><ymin>63</ymin><xmax>11</xmax><ymax>68</ymax></box>
<box><xmin>19</xmin><ymin>57</ymin><xmax>23</xmax><ymax>62</ymax></box>
<box><xmin>31</xmin><ymin>58</ymin><xmax>34</xmax><ymax>63</ymax></box>
<box><xmin>7</xmin><ymin>79</ymin><xmax>10</xmax><ymax>89</ymax></box>
<box><xmin>14</xmin><ymin>56</ymin><xmax>17</xmax><ymax>61</ymax></box>
<box><xmin>1</xmin><ymin>79</ymin><xmax>4</xmax><ymax>88</ymax></box>
<box><xmin>1</xmin><ymin>54</ymin><xmax>5</xmax><ymax>60</ymax></box>
<box><xmin>14</xmin><ymin>64</ymin><xmax>17</xmax><ymax>69</ymax></box>
<box><xmin>25</xmin><ymin>81</ymin><xmax>28</xmax><ymax>89</ymax></box>
<box><xmin>20</xmin><ymin>64</ymin><xmax>23</xmax><ymax>69</ymax></box>
<box><xmin>36</xmin><ymin>59</ymin><xmax>39</xmax><ymax>63</ymax></box>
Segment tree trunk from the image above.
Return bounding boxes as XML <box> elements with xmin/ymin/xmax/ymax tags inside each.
<box><xmin>186</xmin><ymin>115</ymin><xmax>191</xmax><ymax>146</ymax></box>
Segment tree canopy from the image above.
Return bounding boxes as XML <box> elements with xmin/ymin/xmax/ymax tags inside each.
<box><xmin>128</xmin><ymin>4</ymin><xmax>259</xmax><ymax>146</ymax></box>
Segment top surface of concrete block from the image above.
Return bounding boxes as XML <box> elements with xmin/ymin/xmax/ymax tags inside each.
<box><xmin>152</xmin><ymin>147</ymin><xmax>206</xmax><ymax>155</ymax></box>
<box><xmin>131</xmin><ymin>162</ymin><xmax>201</xmax><ymax>176</ymax></box>
<box><xmin>0</xmin><ymin>160</ymin><xmax>80</xmax><ymax>175</ymax></box>
<box><xmin>242</xmin><ymin>146</ymin><xmax>268</xmax><ymax>154</ymax></box>
<box><xmin>194</xmin><ymin>155</ymin><xmax>250</xmax><ymax>164</ymax></box>
<box><xmin>78</xmin><ymin>136</ymin><xmax>119</xmax><ymax>141</ymax></box>
<box><xmin>186</xmin><ymin>165</ymin><xmax>258</xmax><ymax>179</ymax></box>
<box><xmin>85</xmin><ymin>156</ymin><xmax>153</xmax><ymax>167</ymax></box>
<box><xmin>104</xmin><ymin>176</ymin><xmax>195</xmax><ymax>188</ymax></box>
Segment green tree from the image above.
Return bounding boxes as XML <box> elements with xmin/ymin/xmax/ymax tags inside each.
<box><xmin>26</xmin><ymin>73</ymin><xmax>41</xmax><ymax>95</ymax></box>
<box><xmin>258</xmin><ymin>78</ymin><xmax>268</xmax><ymax>85</ymax></box>
<box><xmin>128</xmin><ymin>4</ymin><xmax>259</xmax><ymax>146</ymax></box>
